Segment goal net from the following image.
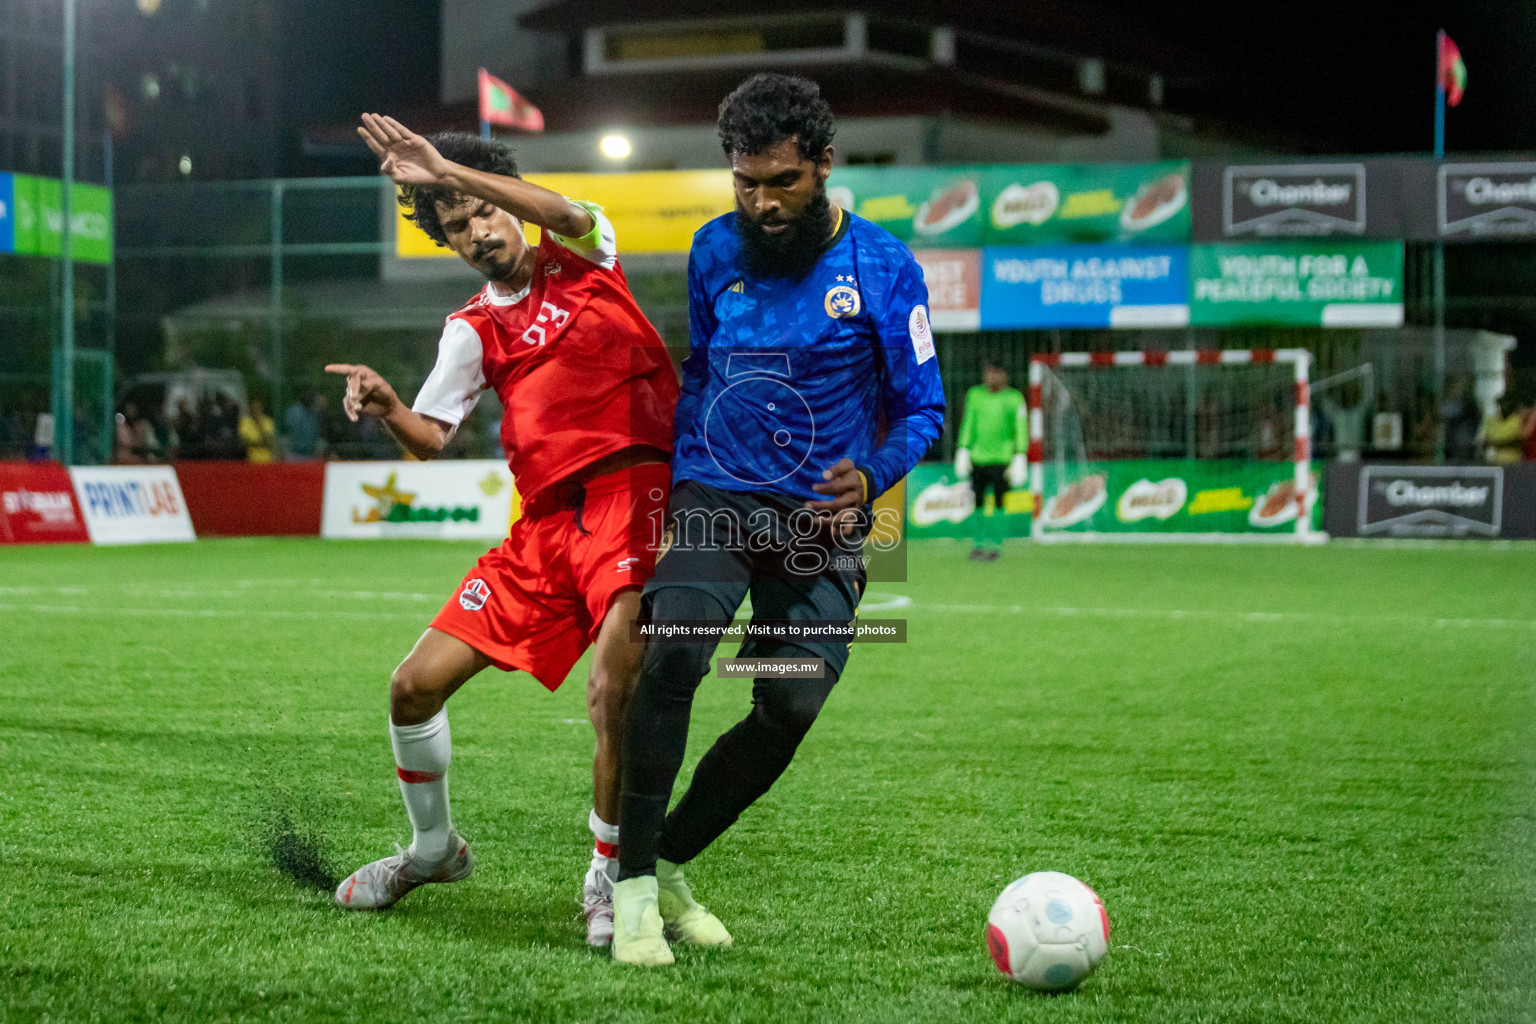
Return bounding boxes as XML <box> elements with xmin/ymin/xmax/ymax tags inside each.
<box><xmin>1027</xmin><ymin>349</ymin><xmax>1319</xmax><ymax>542</ymax></box>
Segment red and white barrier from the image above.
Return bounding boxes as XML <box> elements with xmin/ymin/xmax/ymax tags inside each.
<box><xmin>174</xmin><ymin>461</ymin><xmax>326</xmax><ymax>537</ymax></box>
<box><xmin>0</xmin><ymin>463</ymin><xmax>90</xmax><ymax>545</ymax></box>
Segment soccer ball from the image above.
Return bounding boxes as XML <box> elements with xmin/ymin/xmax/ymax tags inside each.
<box><xmin>985</xmin><ymin>871</ymin><xmax>1109</xmax><ymax>991</ymax></box>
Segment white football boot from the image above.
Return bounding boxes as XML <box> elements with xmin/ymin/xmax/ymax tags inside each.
<box><xmin>334</xmin><ymin>832</ymin><xmax>473</xmax><ymax>910</ymax></box>
<box><xmin>582</xmin><ymin>858</ymin><xmax>616</xmax><ymax>947</ymax></box>
<box><xmin>656</xmin><ymin>859</ymin><xmax>732</xmax><ymax>947</ymax></box>
<box><xmin>611</xmin><ymin>876</ymin><xmax>674</xmax><ymax>966</ymax></box>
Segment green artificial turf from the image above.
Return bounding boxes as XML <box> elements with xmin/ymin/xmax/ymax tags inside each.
<box><xmin>1</xmin><ymin>537</ymin><xmax>1533</xmax><ymax>1023</ymax></box>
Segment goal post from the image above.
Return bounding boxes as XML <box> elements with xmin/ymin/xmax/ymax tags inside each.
<box><xmin>1026</xmin><ymin>348</ymin><xmax>1322</xmax><ymax>543</ymax></box>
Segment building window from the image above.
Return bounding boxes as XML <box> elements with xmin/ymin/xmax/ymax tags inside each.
<box><xmin>867</xmin><ymin>18</ymin><xmax>930</xmax><ymax>60</ymax></box>
<box><xmin>1078</xmin><ymin>59</ymin><xmax>1106</xmax><ymax>96</ymax></box>
<box><xmin>589</xmin><ymin>14</ymin><xmax>854</xmax><ymax>73</ymax></box>
<box><xmin>606</xmin><ymin>27</ymin><xmax>766</xmax><ymax>62</ymax></box>
<box><xmin>846</xmin><ymin>152</ymin><xmax>896</xmax><ymax>166</ymax></box>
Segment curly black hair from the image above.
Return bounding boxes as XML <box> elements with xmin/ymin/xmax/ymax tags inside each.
<box><xmin>717</xmin><ymin>73</ymin><xmax>835</xmax><ymax>161</ymax></box>
<box><xmin>398</xmin><ymin>132</ymin><xmax>520</xmax><ymax>247</ymax></box>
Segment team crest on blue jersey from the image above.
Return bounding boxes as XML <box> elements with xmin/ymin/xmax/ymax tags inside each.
<box><xmin>824</xmin><ymin>276</ymin><xmax>861</xmax><ymax>318</ymax></box>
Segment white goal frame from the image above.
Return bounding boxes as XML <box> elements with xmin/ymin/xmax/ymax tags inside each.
<box><xmin>1026</xmin><ymin>348</ymin><xmax>1320</xmax><ymax>544</ymax></box>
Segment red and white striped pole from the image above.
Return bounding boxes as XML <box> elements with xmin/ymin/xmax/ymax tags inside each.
<box><xmin>1027</xmin><ymin>356</ymin><xmax>1047</xmax><ymax>539</ymax></box>
<box><xmin>1292</xmin><ymin>350</ymin><xmax>1312</xmax><ymax>541</ymax></box>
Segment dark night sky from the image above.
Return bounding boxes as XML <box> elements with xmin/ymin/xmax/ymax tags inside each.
<box><xmin>278</xmin><ymin>1</ymin><xmax>441</xmax><ymax>172</ymax></box>
<box><xmin>272</xmin><ymin>1</ymin><xmax>1533</xmax><ymax>158</ymax></box>
<box><xmin>1149</xmin><ymin>0</ymin><xmax>1534</xmax><ymax>155</ymax></box>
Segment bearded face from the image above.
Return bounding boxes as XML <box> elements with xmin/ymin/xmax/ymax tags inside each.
<box><xmin>735</xmin><ymin>187</ymin><xmax>833</xmax><ymax>281</ymax></box>
<box><xmin>728</xmin><ymin>137</ymin><xmax>836</xmax><ymax>281</ymax></box>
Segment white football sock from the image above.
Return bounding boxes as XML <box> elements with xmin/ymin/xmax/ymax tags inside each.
<box><xmin>586</xmin><ymin>808</ymin><xmax>619</xmax><ymax>898</ymax></box>
<box><xmin>390</xmin><ymin>708</ymin><xmax>454</xmax><ymax>863</ymax></box>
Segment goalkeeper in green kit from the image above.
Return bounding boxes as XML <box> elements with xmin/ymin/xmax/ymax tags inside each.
<box><xmin>955</xmin><ymin>361</ymin><xmax>1026</xmax><ymax>561</ymax></box>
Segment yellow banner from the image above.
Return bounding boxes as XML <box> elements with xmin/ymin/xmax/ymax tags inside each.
<box><xmin>394</xmin><ymin>169</ymin><xmax>734</xmax><ymax>258</ymax></box>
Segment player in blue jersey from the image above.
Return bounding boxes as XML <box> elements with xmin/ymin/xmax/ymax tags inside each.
<box><xmin>609</xmin><ymin>73</ymin><xmax>946</xmax><ymax>965</ymax></box>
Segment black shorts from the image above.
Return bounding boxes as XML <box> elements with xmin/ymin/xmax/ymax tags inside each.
<box><xmin>642</xmin><ymin>479</ymin><xmax>866</xmax><ymax>676</ymax></box>
<box><xmin>972</xmin><ymin>463</ymin><xmax>1009</xmax><ymax>510</ymax></box>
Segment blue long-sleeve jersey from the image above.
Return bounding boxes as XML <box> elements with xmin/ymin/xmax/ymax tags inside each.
<box><xmin>672</xmin><ymin>209</ymin><xmax>946</xmax><ymax>501</ymax></box>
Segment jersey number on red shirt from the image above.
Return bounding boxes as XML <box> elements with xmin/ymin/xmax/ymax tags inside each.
<box><xmin>522</xmin><ymin>301</ymin><xmax>571</xmax><ymax>347</ymax></box>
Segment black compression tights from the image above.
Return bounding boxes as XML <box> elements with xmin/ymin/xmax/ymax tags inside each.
<box><xmin>617</xmin><ymin>586</ymin><xmax>838</xmax><ymax>880</ymax></box>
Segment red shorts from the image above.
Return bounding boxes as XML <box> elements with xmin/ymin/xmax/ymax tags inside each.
<box><xmin>430</xmin><ymin>462</ymin><xmax>670</xmax><ymax>691</ymax></box>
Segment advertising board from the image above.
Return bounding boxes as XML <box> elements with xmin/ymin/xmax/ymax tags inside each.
<box><xmin>912</xmin><ymin>249</ymin><xmax>981</xmax><ymax>331</ymax></box>
<box><xmin>1325</xmin><ymin>462</ymin><xmax>1536</xmax><ymax>539</ymax></box>
<box><xmin>321</xmin><ymin>461</ymin><xmax>515</xmax><ymax>540</ymax></box>
<box><xmin>68</xmin><ymin>466</ymin><xmax>195</xmax><ymax>545</ymax></box>
<box><xmin>0</xmin><ymin>463</ymin><xmax>89</xmax><ymax>545</ymax></box>
<box><xmin>1188</xmin><ymin>241</ymin><xmax>1403</xmax><ymax>327</ymax></box>
<box><xmin>829</xmin><ymin>162</ymin><xmax>1191</xmax><ymax>248</ymax></box>
<box><xmin>980</xmin><ymin>245</ymin><xmax>1189</xmax><ymax>328</ymax></box>
<box><xmin>903</xmin><ymin>462</ymin><xmax>1032</xmax><ymax>540</ymax></box>
<box><xmin>1035</xmin><ymin>460</ymin><xmax>1321</xmax><ymax>538</ymax></box>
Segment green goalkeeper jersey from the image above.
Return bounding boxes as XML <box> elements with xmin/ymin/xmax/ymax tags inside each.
<box><xmin>958</xmin><ymin>385</ymin><xmax>1026</xmax><ymax>466</ymax></box>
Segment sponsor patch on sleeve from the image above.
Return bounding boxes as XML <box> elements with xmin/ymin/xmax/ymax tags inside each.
<box><xmin>909</xmin><ymin>304</ymin><xmax>936</xmax><ymax>364</ymax></box>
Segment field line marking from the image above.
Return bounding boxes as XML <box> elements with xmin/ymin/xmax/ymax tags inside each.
<box><xmin>903</xmin><ymin>599</ymin><xmax>1536</xmax><ymax>630</ymax></box>
<box><xmin>0</xmin><ymin>603</ymin><xmax>423</xmax><ymax>621</ymax></box>
<box><xmin>4</xmin><ymin>594</ymin><xmax>1530</xmax><ymax>632</ymax></box>
<box><xmin>0</xmin><ymin>585</ymin><xmax>441</xmax><ymax>602</ymax></box>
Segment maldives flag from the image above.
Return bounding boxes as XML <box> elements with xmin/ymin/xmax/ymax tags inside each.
<box><xmin>1438</xmin><ymin>32</ymin><xmax>1466</xmax><ymax>107</ymax></box>
<box><xmin>478</xmin><ymin>68</ymin><xmax>544</xmax><ymax>132</ymax></box>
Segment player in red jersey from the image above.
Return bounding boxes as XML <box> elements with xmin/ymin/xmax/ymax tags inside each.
<box><xmin>328</xmin><ymin>114</ymin><xmax>679</xmax><ymax>947</ymax></box>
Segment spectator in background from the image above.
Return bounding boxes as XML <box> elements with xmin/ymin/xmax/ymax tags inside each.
<box><xmin>1257</xmin><ymin>397</ymin><xmax>1284</xmax><ymax>462</ymax></box>
<box><xmin>73</xmin><ymin>405</ymin><xmax>97</xmax><ymax>465</ymax></box>
<box><xmin>356</xmin><ymin>415</ymin><xmax>395</xmax><ymax>460</ymax></box>
<box><xmin>1</xmin><ymin>406</ymin><xmax>41</xmax><ymax>458</ymax></box>
<box><xmin>208</xmin><ymin>395</ymin><xmax>241</xmax><ymax>459</ymax></box>
<box><xmin>30</xmin><ymin>412</ymin><xmax>55</xmax><ymax>461</ymax></box>
<box><xmin>149</xmin><ymin>405</ymin><xmax>171</xmax><ymax>461</ymax></box>
<box><xmin>114</xmin><ymin>408</ymin><xmax>139</xmax><ymax>463</ymax></box>
<box><xmin>1477</xmin><ymin>394</ymin><xmax>1525</xmax><ymax>464</ymax></box>
<box><xmin>115</xmin><ymin>403</ymin><xmax>158</xmax><ymax>463</ymax></box>
<box><xmin>0</xmin><ymin>409</ymin><xmax>19</xmax><ymax>457</ymax></box>
<box><xmin>284</xmin><ymin>394</ymin><xmax>321</xmax><ymax>461</ymax></box>
<box><xmin>312</xmin><ymin>393</ymin><xmax>337</xmax><ymax>459</ymax></box>
<box><xmin>172</xmin><ymin>399</ymin><xmax>203</xmax><ymax>459</ymax></box>
<box><xmin>1318</xmin><ymin>379</ymin><xmax>1369</xmax><ymax>462</ymax></box>
<box><xmin>1410</xmin><ymin>394</ymin><xmax>1440</xmax><ymax>461</ymax></box>
<box><xmin>1522</xmin><ymin>401</ymin><xmax>1536</xmax><ymax>462</ymax></box>
<box><xmin>1442</xmin><ymin>380</ymin><xmax>1482</xmax><ymax>464</ymax></box>
<box><xmin>239</xmin><ymin>399</ymin><xmax>276</xmax><ymax>463</ymax></box>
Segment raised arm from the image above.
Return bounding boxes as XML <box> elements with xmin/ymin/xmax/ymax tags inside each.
<box><xmin>357</xmin><ymin>112</ymin><xmax>592</xmax><ymax>239</ymax></box>
<box><xmin>324</xmin><ymin>363</ymin><xmax>451</xmax><ymax>462</ymax></box>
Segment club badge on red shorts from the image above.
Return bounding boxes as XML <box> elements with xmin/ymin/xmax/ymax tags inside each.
<box><xmin>459</xmin><ymin>578</ymin><xmax>491</xmax><ymax>611</ymax></box>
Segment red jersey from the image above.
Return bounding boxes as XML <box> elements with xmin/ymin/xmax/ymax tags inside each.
<box><xmin>412</xmin><ymin>205</ymin><xmax>678</xmax><ymax>501</ymax></box>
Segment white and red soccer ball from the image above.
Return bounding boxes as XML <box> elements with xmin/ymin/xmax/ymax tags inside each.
<box><xmin>985</xmin><ymin>871</ymin><xmax>1109</xmax><ymax>991</ymax></box>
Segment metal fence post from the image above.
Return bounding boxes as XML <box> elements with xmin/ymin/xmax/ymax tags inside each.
<box><xmin>56</xmin><ymin>0</ymin><xmax>76</xmax><ymax>465</ymax></box>
<box><xmin>269</xmin><ymin>179</ymin><xmax>284</xmax><ymax>439</ymax></box>
<box><xmin>103</xmin><ymin>132</ymin><xmax>115</xmax><ymax>465</ymax></box>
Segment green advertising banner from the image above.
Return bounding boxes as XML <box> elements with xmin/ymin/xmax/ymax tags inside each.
<box><xmin>12</xmin><ymin>173</ymin><xmax>113</xmax><ymax>264</ymax></box>
<box><xmin>1189</xmin><ymin>241</ymin><xmax>1401</xmax><ymax>327</ymax></box>
<box><xmin>904</xmin><ymin>462</ymin><xmax>1033</xmax><ymax>540</ymax></box>
<box><xmin>1037</xmin><ymin>459</ymin><xmax>1323</xmax><ymax>536</ymax></box>
<box><xmin>828</xmin><ymin>162</ymin><xmax>1190</xmax><ymax>248</ymax></box>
